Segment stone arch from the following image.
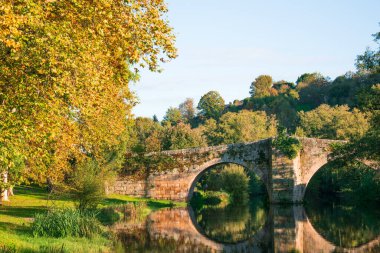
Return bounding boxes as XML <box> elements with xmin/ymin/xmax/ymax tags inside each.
<box><xmin>301</xmin><ymin>159</ymin><xmax>379</xmax><ymax>201</ymax></box>
<box><xmin>187</xmin><ymin>157</ymin><xmax>268</xmax><ymax>202</ymax></box>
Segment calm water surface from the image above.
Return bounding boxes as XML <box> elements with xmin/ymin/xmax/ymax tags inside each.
<box><xmin>113</xmin><ymin>200</ymin><xmax>380</xmax><ymax>253</ymax></box>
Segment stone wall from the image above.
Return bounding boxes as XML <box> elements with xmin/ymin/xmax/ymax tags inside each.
<box><xmin>108</xmin><ymin>177</ymin><xmax>147</xmax><ymax>197</ymax></box>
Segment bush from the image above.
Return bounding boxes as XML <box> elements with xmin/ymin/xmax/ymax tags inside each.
<box><xmin>273</xmin><ymin>129</ymin><xmax>302</xmax><ymax>159</ymax></box>
<box><xmin>64</xmin><ymin>159</ymin><xmax>106</xmax><ymax>211</ymax></box>
<box><xmin>32</xmin><ymin>209</ymin><xmax>102</xmax><ymax>238</ymax></box>
<box><xmin>220</xmin><ymin>165</ymin><xmax>250</xmax><ymax>203</ymax></box>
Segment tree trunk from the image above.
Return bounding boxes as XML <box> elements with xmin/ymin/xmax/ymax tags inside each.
<box><xmin>1</xmin><ymin>172</ymin><xmax>10</xmax><ymax>204</ymax></box>
<box><xmin>8</xmin><ymin>186</ymin><xmax>14</xmax><ymax>196</ymax></box>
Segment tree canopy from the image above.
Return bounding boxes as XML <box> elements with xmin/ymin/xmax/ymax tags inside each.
<box><xmin>197</xmin><ymin>91</ymin><xmax>225</xmax><ymax>120</ymax></box>
<box><xmin>0</xmin><ymin>0</ymin><xmax>177</xmax><ymax>188</ymax></box>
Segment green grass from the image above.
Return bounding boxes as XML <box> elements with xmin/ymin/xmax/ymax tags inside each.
<box><xmin>0</xmin><ymin>186</ymin><xmax>185</xmax><ymax>252</ymax></box>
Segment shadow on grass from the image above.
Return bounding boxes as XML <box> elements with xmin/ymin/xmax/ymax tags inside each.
<box><xmin>0</xmin><ymin>221</ymin><xmax>31</xmax><ymax>235</ymax></box>
<box><xmin>13</xmin><ymin>186</ymin><xmax>49</xmax><ymax>200</ymax></box>
<box><xmin>13</xmin><ymin>186</ymin><xmax>74</xmax><ymax>203</ymax></box>
<box><xmin>0</xmin><ymin>206</ymin><xmax>46</xmax><ymax>219</ymax></box>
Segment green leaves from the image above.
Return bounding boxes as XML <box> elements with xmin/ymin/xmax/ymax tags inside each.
<box><xmin>272</xmin><ymin>129</ymin><xmax>302</xmax><ymax>159</ymax></box>
<box><xmin>0</xmin><ymin>0</ymin><xmax>177</xmax><ymax>187</ymax></box>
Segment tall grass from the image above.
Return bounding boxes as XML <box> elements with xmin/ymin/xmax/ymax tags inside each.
<box><xmin>32</xmin><ymin>209</ymin><xmax>102</xmax><ymax>238</ymax></box>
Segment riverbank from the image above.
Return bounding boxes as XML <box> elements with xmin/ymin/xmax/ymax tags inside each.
<box><xmin>0</xmin><ymin>186</ymin><xmax>186</xmax><ymax>252</ymax></box>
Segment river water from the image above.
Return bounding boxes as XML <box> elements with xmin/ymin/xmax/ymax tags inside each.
<box><xmin>113</xmin><ymin>200</ymin><xmax>380</xmax><ymax>253</ymax></box>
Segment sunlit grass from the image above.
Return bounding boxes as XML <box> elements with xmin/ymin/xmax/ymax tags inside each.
<box><xmin>0</xmin><ymin>185</ymin><xmax>185</xmax><ymax>252</ymax></box>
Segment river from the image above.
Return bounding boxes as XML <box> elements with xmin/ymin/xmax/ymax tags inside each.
<box><xmin>112</xmin><ymin>199</ymin><xmax>380</xmax><ymax>252</ymax></box>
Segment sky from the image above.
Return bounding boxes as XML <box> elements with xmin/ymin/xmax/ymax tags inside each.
<box><xmin>131</xmin><ymin>0</ymin><xmax>380</xmax><ymax>120</ymax></box>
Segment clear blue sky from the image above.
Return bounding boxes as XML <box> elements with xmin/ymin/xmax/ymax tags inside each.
<box><xmin>132</xmin><ymin>0</ymin><xmax>380</xmax><ymax>120</ymax></box>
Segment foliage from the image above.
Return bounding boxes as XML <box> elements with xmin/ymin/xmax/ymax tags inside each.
<box><xmin>190</xmin><ymin>190</ymin><xmax>230</xmax><ymax>208</ymax></box>
<box><xmin>162</xmin><ymin>123</ymin><xmax>207</xmax><ymax>150</ymax></box>
<box><xmin>219</xmin><ymin>165</ymin><xmax>250</xmax><ymax>202</ymax></box>
<box><xmin>32</xmin><ymin>209</ymin><xmax>102</xmax><ymax>238</ymax></box>
<box><xmin>305</xmin><ymin>161</ymin><xmax>380</xmax><ymax>204</ymax></box>
<box><xmin>250</xmin><ymin>75</ymin><xmax>276</xmax><ymax>98</ymax></box>
<box><xmin>298</xmin><ymin>104</ymin><xmax>370</xmax><ymax>140</ymax></box>
<box><xmin>296</xmin><ymin>72</ymin><xmax>330</xmax><ymax>109</ymax></box>
<box><xmin>330</xmin><ymin>84</ymin><xmax>380</xmax><ymax>168</ymax></box>
<box><xmin>179</xmin><ymin>98</ymin><xmax>196</xmax><ymax>123</ymax></box>
<box><xmin>0</xmin><ymin>0</ymin><xmax>177</xmax><ymax>188</ymax></box>
<box><xmin>272</xmin><ymin>129</ymin><xmax>302</xmax><ymax>159</ymax></box>
<box><xmin>60</xmin><ymin>159</ymin><xmax>107</xmax><ymax>211</ymax></box>
<box><xmin>130</xmin><ymin>117</ymin><xmax>163</xmax><ymax>153</ymax></box>
<box><xmin>250</xmin><ymin>93</ymin><xmax>299</xmax><ymax>130</ymax></box>
<box><xmin>162</xmin><ymin>107</ymin><xmax>183</xmax><ymax>126</ymax></box>
<box><xmin>203</xmin><ymin>110</ymin><xmax>277</xmax><ymax>145</ymax></box>
<box><xmin>356</xmin><ymin>25</ymin><xmax>380</xmax><ymax>74</ymax></box>
<box><xmin>122</xmin><ymin>152</ymin><xmax>177</xmax><ymax>178</ymax></box>
<box><xmin>197</xmin><ymin>91</ymin><xmax>225</xmax><ymax>120</ymax></box>
<box><xmin>324</xmin><ymin>73</ymin><xmax>380</xmax><ymax>107</ymax></box>
<box><xmin>196</xmin><ymin>164</ymin><xmax>251</xmax><ymax>204</ymax></box>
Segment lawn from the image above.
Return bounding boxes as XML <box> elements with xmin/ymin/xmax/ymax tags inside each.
<box><xmin>0</xmin><ymin>186</ymin><xmax>186</xmax><ymax>252</ymax></box>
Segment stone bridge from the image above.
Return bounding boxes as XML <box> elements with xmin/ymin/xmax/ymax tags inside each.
<box><xmin>109</xmin><ymin>137</ymin><xmax>367</xmax><ymax>203</ymax></box>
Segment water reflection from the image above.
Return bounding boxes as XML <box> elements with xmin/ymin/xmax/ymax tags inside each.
<box><xmin>305</xmin><ymin>202</ymin><xmax>380</xmax><ymax>249</ymax></box>
<box><xmin>114</xmin><ymin>202</ymin><xmax>380</xmax><ymax>253</ymax></box>
<box><xmin>193</xmin><ymin>199</ymin><xmax>268</xmax><ymax>244</ymax></box>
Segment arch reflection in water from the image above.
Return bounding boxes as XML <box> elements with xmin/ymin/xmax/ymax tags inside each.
<box><xmin>192</xmin><ymin>198</ymin><xmax>269</xmax><ymax>244</ymax></box>
<box><xmin>114</xmin><ymin>204</ymin><xmax>380</xmax><ymax>253</ymax></box>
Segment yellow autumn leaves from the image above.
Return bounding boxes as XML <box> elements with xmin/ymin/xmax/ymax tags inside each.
<box><xmin>0</xmin><ymin>0</ymin><xmax>176</xmax><ymax>185</ymax></box>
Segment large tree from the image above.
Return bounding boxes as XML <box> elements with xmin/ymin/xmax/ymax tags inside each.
<box><xmin>250</xmin><ymin>75</ymin><xmax>276</xmax><ymax>98</ymax></box>
<box><xmin>0</xmin><ymin>0</ymin><xmax>177</xmax><ymax>201</ymax></box>
<box><xmin>197</xmin><ymin>91</ymin><xmax>225</xmax><ymax>120</ymax></box>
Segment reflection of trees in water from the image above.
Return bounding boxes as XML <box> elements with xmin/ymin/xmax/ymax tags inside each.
<box><xmin>194</xmin><ymin>199</ymin><xmax>268</xmax><ymax>243</ymax></box>
<box><xmin>116</xmin><ymin>227</ymin><xmax>211</xmax><ymax>253</ymax></box>
<box><xmin>306</xmin><ymin>202</ymin><xmax>380</xmax><ymax>248</ymax></box>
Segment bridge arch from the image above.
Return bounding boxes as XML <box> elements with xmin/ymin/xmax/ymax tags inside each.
<box><xmin>186</xmin><ymin>157</ymin><xmax>269</xmax><ymax>202</ymax></box>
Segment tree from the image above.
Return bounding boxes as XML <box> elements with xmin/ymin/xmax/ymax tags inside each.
<box><xmin>297</xmin><ymin>104</ymin><xmax>370</xmax><ymax>140</ymax></box>
<box><xmin>197</xmin><ymin>91</ymin><xmax>225</xmax><ymax>120</ymax></box>
<box><xmin>331</xmin><ymin>84</ymin><xmax>380</xmax><ymax>167</ymax></box>
<box><xmin>162</xmin><ymin>123</ymin><xmax>206</xmax><ymax>150</ymax></box>
<box><xmin>162</xmin><ymin>107</ymin><xmax>183</xmax><ymax>126</ymax></box>
<box><xmin>296</xmin><ymin>72</ymin><xmax>330</xmax><ymax>109</ymax></box>
<box><xmin>0</xmin><ymin>0</ymin><xmax>177</xmax><ymax>200</ymax></box>
<box><xmin>130</xmin><ymin>117</ymin><xmax>163</xmax><ymax>153</ymax></box>
<box><xmin>250</xmin><ymin>75</ymin><xmax>276</xmax><ymax>98</ymax></box>
<box><xmin>179</xmin><ymin>98</ymin><xmax>196</xmax><ymax>122</ymax></box>
<box><xmin>203</xmin><ymin>110</ymin><xmax>277</xmax><ymax>145</ymax></box>
<box><xmin>356</xmin><ymin>25</ymin><xmax>380</xmax><ymax>74</ymax></box>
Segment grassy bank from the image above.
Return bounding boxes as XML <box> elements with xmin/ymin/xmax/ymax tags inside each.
<box><xmin>0</xmin><ymin>186</ymin><xmax>185</xmax><ymax>252</ymax></box>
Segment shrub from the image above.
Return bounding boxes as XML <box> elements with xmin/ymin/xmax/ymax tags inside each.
<box><xmin>32</xmin><ymin>209</ymin><xmax>102</xmax><ymax>238</ymax></box>
<box><xmin>220</xmin><ymin>165</ymin><xmax>250</xmax><ymax>203</ymax></box>
<box><xmin>64</xmin><ymin>159</ymin><xmax>106</xmax><ymax>211</ymax></box>
<box><xmin>273</xmin><ymin>129</ymin><xmax>302</xmax><ymax>159</ymax></box>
